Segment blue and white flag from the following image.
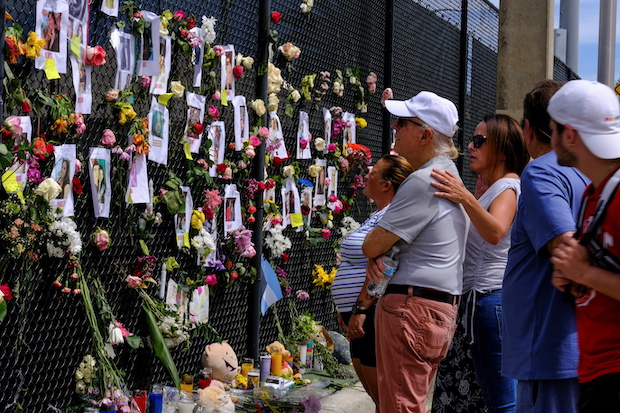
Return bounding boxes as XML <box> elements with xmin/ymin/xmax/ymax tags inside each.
<box><xmin>261</xmin><ymin>256</ymin><xmax>283</xmax><ymax>315</ymax></box>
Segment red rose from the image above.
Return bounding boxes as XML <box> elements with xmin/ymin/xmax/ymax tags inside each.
<box><xmin>216</xmin><ymin>163</ymin><xmax>227</xmax><ymax>173</ymax></box>
<box><xmin>233</xmin><ymin>66</ymin><xmax>243</xmax><ymax>78</ymax></box>
<box><xmin>180</xmin><ymin>29</ymin><xmax>189</xmax><ymax>38</ymax></box>
<box><xmin>271</xmin><ymin>12</ymin><xmax>282</xmax><ymax>24</ymax></box>
<box><xmin>301</xmin><ymin>205</ymin><xmax>310</xmax><ymax>215</ymax></box>
<box><xmin>224</xmin><ymin>261</ymin><xmax>233</xmax><ymax>269</ymax></box>
<box><xmin>342</xmin><ymin>200</ymin><xmax>350</xmax><ymax>212</ymax></box>
<box><xmin>230</xmin><ymin>272</ymin><xmax>239</xmax><ymax>280</ymax></box>
<box><xmin>247</xmin><ymin>216</ymin><xmax>255</xmax><ymax>223</ymax></box>
<box><xmin>194</xmin><ymin>123</ymin><xmax>203</xmax><ymax>134</ymax></box>
<box><xmin>0</xmin><ymin>284</ymin><xmax>13</xmax><ymax>301</ymax></box>
<box><xmin>258</xmin><ymin>182</ymin><xmax>266</xmax><ymax>190</ymax></box>
<box><xmin>281</xmin><ymin>253</ymin><xmax>289</xmax><ymax>263</ymax></box>
<box><xmin>21</xmin><ymin>98</ymin><xmax>32</xmax><ymax>113</ymax></box>
<box><xmin>85</xmin><ymin>45</ymin><xmax>107</xmax><ymax>66</ymax></box>
<box><xmin>187</xmin><ymin>16</ymin><xmax>196</xmax><ymax>29</ymax></box>
<box><xmin>247</xmin><ymin>206</ymin><xmax>257</xmax><ymax>214</ymax></box>
<box><xmin>72</xmin><ymin>176</ymin><xmax>83</xmax><ymax>194</ymax></box>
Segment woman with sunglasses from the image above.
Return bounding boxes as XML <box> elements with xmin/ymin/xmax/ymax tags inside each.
<box><xmin>430</xmin><ymin>114</ymin><xmax>530</xmax><ymax>413</ymax></box>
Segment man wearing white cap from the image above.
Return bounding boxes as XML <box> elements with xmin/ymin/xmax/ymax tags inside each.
<box><xmin>357</xmin><ymin>91</ymin><xmax>469</xmax><ymax>412</ymax></box>
<box><xmin>548</xmin><ymin>80</ymin><xmax>620</xmax><ymax>413</ymax></box>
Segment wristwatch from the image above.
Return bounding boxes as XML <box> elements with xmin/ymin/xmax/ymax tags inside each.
<box><xmin>351</xmin><ymin>304</ymin><xmax>370</xmax><ymax>315</ymax></box>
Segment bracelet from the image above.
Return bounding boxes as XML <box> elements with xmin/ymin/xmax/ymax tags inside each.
<box><xmin>351</xmin><ymin>304</ymin><xmax>370</xmax><ymax>315</ymax></box>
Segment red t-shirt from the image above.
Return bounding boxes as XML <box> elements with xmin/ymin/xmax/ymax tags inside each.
<box><xmin>575</xmin><ymin>167</ymin><xmax>620</xmax><ymax>383</ymax></box>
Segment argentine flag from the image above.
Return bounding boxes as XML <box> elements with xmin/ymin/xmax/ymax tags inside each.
<box><xmin>261</xmin><ymin>256</ymin><xmax>283</xmax><ymax>315</ymax></box>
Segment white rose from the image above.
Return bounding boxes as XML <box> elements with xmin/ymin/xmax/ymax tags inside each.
<box><xmin>34</xmin><ymin>178</ymin><xmax>62</xmax><ymax>202</ymax></box>
<box><xmin>290</xmin><ymin>90</ymin><xmax>301</xmax><ymax>102</ymax></box>
<box><xmin>268</xmin><ymin>94</ymin><xmax>280</xmax><ymax>112</ymax></box>
<box><xmin>250</xmin><ymin>99</ymin><xmax>266</xmax><ymax>117</ymax></box>
<box><xmin>349</xmin><ymin>76</ymin><xmax>357</xmax><ymax>84</ymax></box>
<box><xmin>308</xmin><ymin>164</ymin><xmax>321</xmax><ymax>177</ymax></box>
<box><xmin>314</xmin><ymin>138</ymin><xmax>326</xmax><ymax>151</ymax></box>
<box><xmin>283</xmin><ymin>165</ymin><xmax>295</xmax><ymax>178</ymax></box>
<box><xmin>242</xmin><ymin>56</ymin><xmax>254</xmax><ymax>69</ymax></box>
<box><xmin>235</xmin><ymin>52</ymin><xmax>244</xmax><ymax>67</ymax></box>
<box><xmin>170</xmin><ymin>81</ymin><xmax>185</xmax><ymax>98</ymax></box>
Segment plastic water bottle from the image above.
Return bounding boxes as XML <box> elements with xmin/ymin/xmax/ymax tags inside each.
<box><xmin>367</xmin><ymin>246</ymin><xmax>400</xmax><ymax>297</ymax></box>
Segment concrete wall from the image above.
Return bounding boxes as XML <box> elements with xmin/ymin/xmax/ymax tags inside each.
<box><xmin>496</xmin><ymin>0</ymin><xmax>555</xmax><ymax>119</ymax></box>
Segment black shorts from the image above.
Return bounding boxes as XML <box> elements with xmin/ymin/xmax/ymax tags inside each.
<box><xmin>342</xmin><ymin>306</ymin><xmax>376</xmax><ymax>367</ymax></box>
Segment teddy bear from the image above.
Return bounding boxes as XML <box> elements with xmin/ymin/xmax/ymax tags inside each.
<box><xmin>201</xmin><ymin>341</ymin><xmax>241</xmax><ymax>388</ymax></box>
<box><xmin>266</xmin><ymin>341</ymin><xmax>294</xmax><ymax>376</ymax></box>
<box><xmin>196</xmin><ymin>386</ymin><xmax>236</xmax><ymax>413</ymax></box>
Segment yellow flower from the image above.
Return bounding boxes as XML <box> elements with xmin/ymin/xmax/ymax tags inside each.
<box><xmin>26</xmin><ymin>32</ymin><xmax>45</xmax><ymax>59</ymax></box>
<box><xmin>355</xmin><ymin>117</ymin><xmax>367</xmax><ymax>129</ymax></box>
<box><xmin>312</xmin><ymin>265</ymin><xmax>337</xmax><ymax>288</ymax></box>
<box><xmin>191</xmin><ymin>210</ymin><xmax>206</xmax><ymax>230</ymax></box>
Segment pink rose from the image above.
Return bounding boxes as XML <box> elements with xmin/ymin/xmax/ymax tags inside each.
<box><xmin>245</xmin><ymin>145</ymin><xmax>256</xmax><ymax>159</ymax></box>
<box><xmin>173</xmin><ymin>10</ymin><xmax>187</xmax><ymax>20</ymax></box>
<box><xmin>85</xmin><ymin>45</ymin><xmax>106</xmax><ymax>66</ymax></box>
<box><xmin>74</xmin><ymin>114</ymin><xmax>86</xmax><ymax>134</ymax></box>
<box><xmin>328</xmin><ymin>195</ymin><xmax>338</xmax><ymax>203</ymax></box>
<box><xmin>222</xmin><ymin>167</ymin><xmax>233</xmax><ymax>180</ymax></box>
<box><xmin>211</xmin><ymin>91</ymin><xmax>221</xmax><ymax>101</ymax></box>
<box><xmin>205</xmin><ymin>274</ymin><xmax>218</xmax><ymax>285</ymax></box>
<box><xmin>133</xmin><ymin>11</ymin><xmax>143</xmax><ymax>18</ymax></box>
<box><xmin>126</xmin><ymin>275</ymin><xmax>142</xmax><ymax>288</ymax></box>
<box><xmin>327</xmin><ymin>143</ymin><xmax>337</xmax><ymax>153</ymax></box>
<box><xmin>321</xmin><ymin>229</ymin><xmax>331</xmax><ymax>239</ymax></box>
<box><xmin>233</xmin><ymin>66</ymin><xmax>243</xmax><ymax>78</ymax></box>
<box><xmin>213</xmin><ymin>45</ymin><xmax>224</xmax><ymax>57</ymax></box>
<box><xmin>249</xmin><ymin>135</ymin><xmax>261</xmax><ymax>146</ymax></box>
<box><xmin>140</xmin><ymin>76</ymin><xmax>151</xmax><ymax>88</ymax></box>
<box><xmin>93</xmin><ymin>228</ymin><xmax>111</xmax><ymax>251</ymax></box>
<box><xmin>207</xmin><ymin>106</ymin><xmax>219</xmax><ymax>119</ymax></box>
<box><xmin>258</xmin><ymin>127</ymin><xmax>270</xmax><ymax>138</ymax></box>
<box><xmin>271</xmin><ymin>216</ymin><xmax>282</xmax><ymax>225</ymax></box>
<box><xmin>299</xmin><ymin>139</ymin><xmax>308</xmax><ymax>149</ymax></box>
<box><xmin>102</xmin><ymin>129</ymin><xmax>116</xmax><ymax>147</ymax></box>
<box><xmin>75</xmin><ymin>159</ymin><xmax>82</xmax><ymax>174</ymax></box>
<box><xmin>381</xmin><ymin>88</ymin><xmax>394</xmax><ymax>107</ymax></box>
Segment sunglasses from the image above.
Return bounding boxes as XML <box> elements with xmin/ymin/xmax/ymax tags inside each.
<box><xmin>471</xmin><ymin>134</ymin><xmax>487</xmax><ymax>148</ymax></box>
<box><xmin>396</xmin><ymin>117</ymin><xmax>427</xmax><ymax>129</ymax></box>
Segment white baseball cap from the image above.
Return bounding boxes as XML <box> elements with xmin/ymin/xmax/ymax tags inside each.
<box><xmin>385</xmin><ymin>91</ymin><xmax>459</xmax><ymax>137</ymax></box>
<box><xmin>548</xmin><ymin>80</ymin><xmax>620</xmax><ymax>159</ymax></box>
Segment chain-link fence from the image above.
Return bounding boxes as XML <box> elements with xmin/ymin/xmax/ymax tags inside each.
<box><xmin>0</xmin><ymin>0</ymin><xmax>578</xmax><ymax>411</ymax></box>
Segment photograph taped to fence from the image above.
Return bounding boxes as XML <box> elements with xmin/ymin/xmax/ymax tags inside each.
<box><xmin>88</xmin><ymin>148</ymin><xmax>111</xmax><ymax>218</ymax></box>
<box><xmin>36</xmin><ymin>0</ymin><xmax>69</xmax><ymax>73</ymax></box>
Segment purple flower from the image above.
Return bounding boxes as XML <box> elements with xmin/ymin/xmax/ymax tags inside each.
<box><xmin>245</xmin><ymin>179</ymin><xmax>261</xmax><ymax>199</ymax></box>
<box><xmin>119</xmin><ymin>152</ymin><xmax>131</xmax><ymax>161</ymax></box>
<box><xmin>301</xmin><ymin>394</ymin><xmax>321</xmax><ymax>413</ymax></box>
<box><xmin>233</xmin><ymin>226</ymin><xmax>256</xmax><ymax>258</ymax></box>
<box><xmin>296</xmin><ymin>290</ymin><xmax>309</xmax><ymax>300</ymax></box>
<box><xmin>27</xmin><ymin>168</ymin><xmax>43</xmax><ymax>184</ymax></box>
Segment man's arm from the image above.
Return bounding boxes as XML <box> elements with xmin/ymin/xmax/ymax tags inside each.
<box><xmin>552</xmin><ymin>236</ymin><xmax>620</xmax><ymax>301</ymax></box>
<box><xmin>362</xmin><ymin>226</ymin><xmax>401</xmax><ymax>259</ymax></box>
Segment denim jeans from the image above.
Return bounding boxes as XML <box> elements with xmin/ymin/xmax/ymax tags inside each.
<box><xmin>466</xmin><ymin>289</ymin><xmax>517</xmax><ymax>413</ymax></box>
<box><xmin>376</xmin><ymin>292</ymin><xmax>458</xmax><ymax>413</ymax></box>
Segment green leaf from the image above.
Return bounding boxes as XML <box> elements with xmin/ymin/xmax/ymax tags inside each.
<box><xmin>126</xmin><ymin>335</ymin><xmax>142</xmax><ymax>349</ymax></box>
<box><xmin>143</xmin><ymin>305</ymin><xmax>180</xmax><ymax>387</ymax></box>
<box><xmin>139</xmin><ymin>239</ymin><xmax>150</xmax><ymax>255</ymax></box>
<box><xmin>0</xmin><ymin>301</ymin><xmax>7</xmax><ymax>322</ymax></box>
<box><xmin>0</xmin><ymin>144</ymin><xmax>8</xmax><ymax>155</ymax></box>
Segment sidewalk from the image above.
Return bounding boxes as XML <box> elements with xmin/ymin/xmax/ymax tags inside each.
<box><xmin>318</xmin><ymin>380</ymin><xmax>375</xmax><ymax>413</ymax></box>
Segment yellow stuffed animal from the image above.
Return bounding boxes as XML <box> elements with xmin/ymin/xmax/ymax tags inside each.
<box><xmin>266</xmin><ymin>341</ymin><xmax>294</xmax><ymax>376</ymax></box>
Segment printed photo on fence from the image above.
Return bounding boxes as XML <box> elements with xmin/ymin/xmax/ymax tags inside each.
<box><xmin>88</xmin><ymin>148</ymin><xmax>111</xmax><ymax>218</ymax></box>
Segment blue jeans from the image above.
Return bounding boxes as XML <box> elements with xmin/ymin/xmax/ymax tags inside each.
<box><xmin>466</xmin><ymin>289</ymin><xmax>517</xmax><ymax>413</ymax></box>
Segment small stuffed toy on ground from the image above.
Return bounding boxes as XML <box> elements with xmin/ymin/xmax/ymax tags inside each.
<box><xmin>266</xmin><ymin>341</ymin><xmax>294</xmax><ymax>376</ymax></box>
<box><xmin>196</xmin><ymin>386</ymin><xmax>236</xmax><ymax>413</ymax></box>
<box><xmin>201</xmin><ymin>341</ymin><xmax>240</xmax><ymax>389</ymax></box>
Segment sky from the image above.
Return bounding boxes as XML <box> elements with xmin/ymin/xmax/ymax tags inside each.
<box><xmin>489</xmin><ymin>0</ymin><xmax>620</xmax><ymax>83</ymax></box>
